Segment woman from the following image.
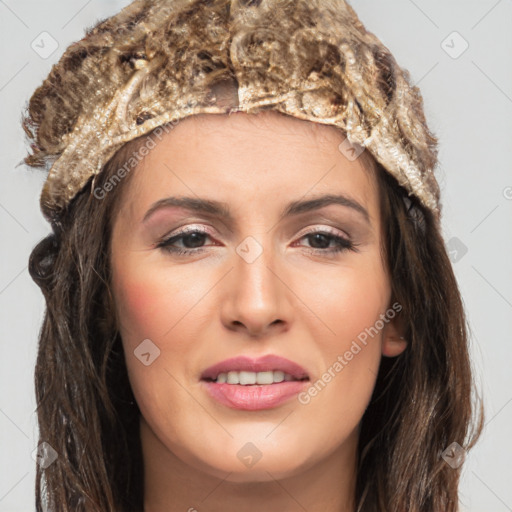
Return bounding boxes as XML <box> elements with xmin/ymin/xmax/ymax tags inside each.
<box><xmin>23</xmin><ymin>0</ymin><xmax>483</xmax><ymax>510</ymax></box>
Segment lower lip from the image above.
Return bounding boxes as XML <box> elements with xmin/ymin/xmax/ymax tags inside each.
<box><xmin>201</xmin><ymin>380</ymin><xmax>309</xmax><ymax>410</ymax></box>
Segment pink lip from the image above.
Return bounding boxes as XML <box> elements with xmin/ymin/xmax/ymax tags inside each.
<box><xmin>200</xmin><ymin>355</ymin><xmax>309</xmax><ymax>381</ymax></box>
<box><xmin>200</xmin><ymin>355</ymin><xmax>310</xmax><ymax>411</ymax></box>
<box><xmin>201</xmin><ymin>380</ymin><xmax>309</xmax><ymax>410</ymax></box>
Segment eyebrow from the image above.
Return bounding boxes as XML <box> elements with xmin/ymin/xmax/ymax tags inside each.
<box><xmin>142</xmin><ymin>194</ymin><xmax>370</xmax><ymax>225</ymax></box>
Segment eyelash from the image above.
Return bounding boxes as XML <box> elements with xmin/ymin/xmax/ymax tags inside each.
<box><xmin>156</xmin><ymin>227</ymin><xmax>359</xmax><ymax>257</ymax></box>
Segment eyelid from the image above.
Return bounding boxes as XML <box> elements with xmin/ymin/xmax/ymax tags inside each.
<box><xmin>167</xmin><ymin>224</ymin><xmax>215</xmax><ymax>236</ymax></box>
<box><xmin>161</xmin><ymin>223</ymin><xmax>349</xmax><ymax>244</ymax></box>
<box><xmin>296</xmin><ymin>224</ymin><xmax>350</xmax><ymax>239</ymax></box>
<box><xmin>154</xmin><ymin>224</ymin><xmax>216</xmax><ymax>247</ymax></box>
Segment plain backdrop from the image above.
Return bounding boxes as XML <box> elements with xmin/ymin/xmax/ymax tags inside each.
<box><xmin>1</xmin><ymin>1</ymin><xmax>511</xmax><ymax>510</ymax></box>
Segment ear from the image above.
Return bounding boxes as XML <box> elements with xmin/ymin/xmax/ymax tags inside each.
<box><xmin>381</xmin><ymin>314</ymin><xmax>408</xmax><ymax>358</ymax></box>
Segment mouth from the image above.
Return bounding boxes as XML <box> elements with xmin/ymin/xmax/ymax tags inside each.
<box><xmin>200</xmin><ymin>355</ymin><xmax>310</xmax><ymax>410</ymax></box>
<box><xmin>202</xmin><ymin>370</ymin><xmax>309</xmax><ymax>385</ymax></box>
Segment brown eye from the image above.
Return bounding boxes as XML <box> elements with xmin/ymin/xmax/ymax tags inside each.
<box><xmin>295</xmin><ymin>229</ymin><xmax>358</xmax><ymax>255</ymax></box>
<box><xmin>157</xmin><ymin>229</ymin><xmax>213</xmax><ymax>256</ymax></box>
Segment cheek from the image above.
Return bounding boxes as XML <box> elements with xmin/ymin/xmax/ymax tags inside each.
<box><xmin>306</xmin><ymin>256</ymin><xmax>390</xmax><ymax>350</ymax></box>
<box><xmin>113</xmin><ymin>276</ymin><xmax>169</xmax><ymax>347</ymax></box>
<box><xmin>111</xmin><ymin>262</ymin><xmax>195</xmax><ymax>416</ymax></box>
<box><xmin>112</xmin><ymin>259</ymin><xmax>199</xmax><ymax>351</ymax></box>
<box><xmin>297</xmin><ymin>256</ymin><xmax>390</xmax><ymax>404</ymax></box>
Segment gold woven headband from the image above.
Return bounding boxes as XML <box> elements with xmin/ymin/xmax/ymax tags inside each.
<box><xmin>23</xmin><ymin>0</ymin><xmax>441</xmax><ymax>223</ymax></box>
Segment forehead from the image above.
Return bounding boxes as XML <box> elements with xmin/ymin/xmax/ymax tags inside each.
<box><xmin>117</xmin><ymin>110</ymin><xmax>379</xmax><ymax>225</ymax></box>
<box><xmin>174</xmin><ymin>110</ymin><xmax>355</xmax><ymax>151</ymax></box>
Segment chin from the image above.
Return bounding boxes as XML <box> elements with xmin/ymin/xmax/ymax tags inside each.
<box><xmin>176</xmin><ymin>435</ymin><xmax>322</xmax><ymax>482</ymax></box>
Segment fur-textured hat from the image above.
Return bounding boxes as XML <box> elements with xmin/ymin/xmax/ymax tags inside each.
<box><xmin>22</xmin><ymin>0</ymin><xmax>441</xmax><ymax>222</ymax></box>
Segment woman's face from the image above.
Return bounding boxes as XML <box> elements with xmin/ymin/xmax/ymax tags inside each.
<box><xmin>110</xmin><ymin>111</ymin><xmax>405</xmax><ymax>482</ymax></box>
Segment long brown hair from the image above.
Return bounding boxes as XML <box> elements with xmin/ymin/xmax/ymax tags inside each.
<box><xmin>357</xmin><ymin>162</ymin><xmax>484</xmax><ymax>511</ymax></box>
<box><xmin>27</xmin><ymin>123</ymin><xmax>483</xmax><ymax>511</ymax></box>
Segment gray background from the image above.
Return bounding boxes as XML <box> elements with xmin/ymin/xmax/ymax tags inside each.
<box><xmin>1</xmin><ymin>0</ymin><xmax>511</xmax><ymax>510</ymax></box>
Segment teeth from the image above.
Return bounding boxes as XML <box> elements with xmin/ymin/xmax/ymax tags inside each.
<box><xmin>239</xmin><ymin>371</ymin><xmax>256</xmax><ymax>385</ymax></box>
<box><xmin>227</xmin><ymin>371</ymin><xmax>239</xmax><ymax>384</ymax></box>
<box><xmin>214</xmin><ymin>370</ymin><xmax>297</xmax><ymax>385</ymax></box>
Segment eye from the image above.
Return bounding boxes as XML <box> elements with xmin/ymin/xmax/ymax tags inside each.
<box><xmin>156</xmin><ymin>226</ymin><xmax>359</xmax><ymax>257</ymax></box>
<box><xmin>294</xmin><ymin>228</ymin><xmax>358</xmax><ymax>255</ymax></box>
<box><xmin>156</xmin><ymin>227</ymin><xmax>213</xmax><ymax>256</ymax></box>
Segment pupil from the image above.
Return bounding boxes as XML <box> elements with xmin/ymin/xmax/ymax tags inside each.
<box><xmin>184</xmin><ymin>233</ymin><xmax>206</xmax><ymax>248</ymax></box>
<box><xmin>309</xmin><ymin>233</ymin><xmax>330</xmax><ymax>249</ymax></box>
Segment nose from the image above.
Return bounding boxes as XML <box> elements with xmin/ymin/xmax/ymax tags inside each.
<box><xmin>220</xmin><ymin>239</ymin><xmax>292</xmax><ymax>338</ymax></box>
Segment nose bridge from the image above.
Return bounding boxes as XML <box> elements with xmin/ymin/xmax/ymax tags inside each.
<box><xmin>221</xmin><ymin>233</ymin><xmax>290</xmax><ymax>335</ymax></box>
<box><xmin>235</xmin><ymin>234</ymin><xmax>280</xmax><ymax>305</ymax></box>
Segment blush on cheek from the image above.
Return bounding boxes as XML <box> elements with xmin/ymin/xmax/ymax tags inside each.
<box><xmin>113</xmin><ymin>269</ymin><xmax>203</xmax><ymax>353</ymax></box>
<box><xmin>114</xmin><ymin>277</ymin><xmax>172</xmax><ymax>348</ymax></box>
<box><xmin>322</xmin><ymin>280</ymin><xmax>386</xmax><ymax>340</ymax></box>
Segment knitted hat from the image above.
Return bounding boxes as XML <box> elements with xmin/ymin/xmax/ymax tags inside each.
<box><xmin>22</xmin><ymin>0</ymin><xmax>441</xmax><ymax>223</ymax></box>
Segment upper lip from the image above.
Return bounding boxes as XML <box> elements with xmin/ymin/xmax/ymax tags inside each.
<box><xmin>200</xmin><ymin>355</ymin><xmax>309</xmax><ymax>381</ymax></box>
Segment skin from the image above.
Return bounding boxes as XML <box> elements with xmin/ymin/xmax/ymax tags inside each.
<box><xmin>110</xmin><ymin>110</ymin><xmax>407</xmax><ymax>512</ymax></box>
